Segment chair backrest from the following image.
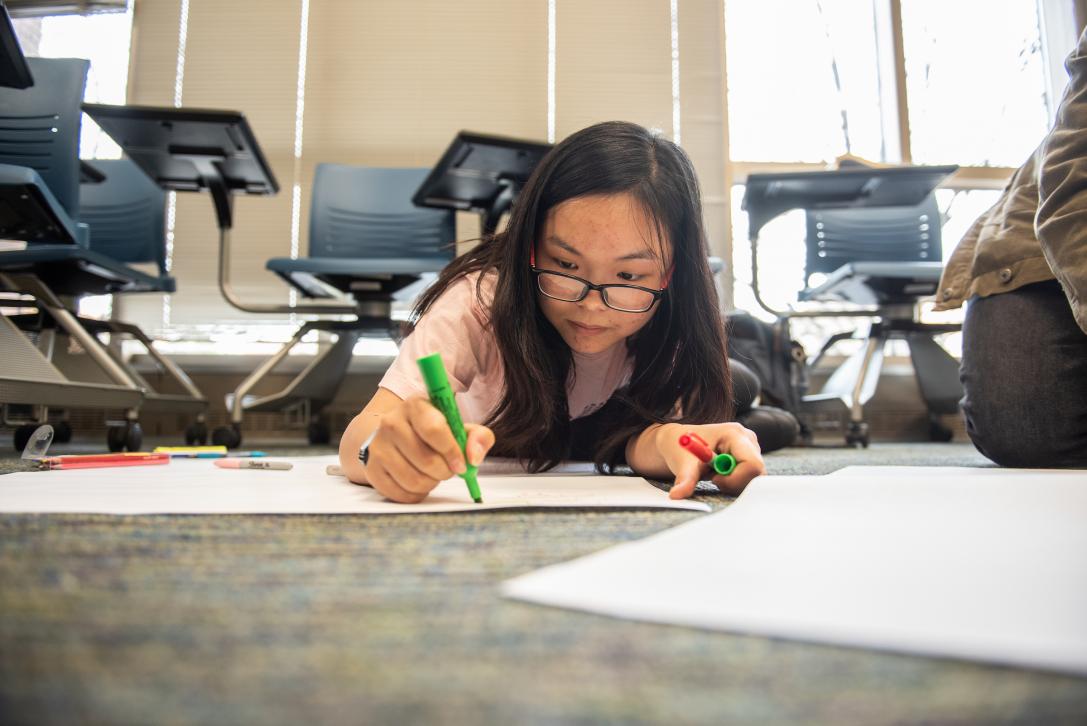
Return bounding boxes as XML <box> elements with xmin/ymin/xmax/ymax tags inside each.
<box><xmin>308</xmin><ymin>164</ymin><xmax>455</xmax><ymax>263</ymax></box>
<box><xmin>0</xmin><ymin>57</ymin><xmax>88</xmax><ymax>217</ymax></box>
<box><xmin>804</xmin><ymin>194</ymin><xmax>942</xmax><ymax>277</ymax></box>
<box><xmin>79</xmin><ymin>158</ymin><xmax>167</xmax><ymax>274</ymax></box>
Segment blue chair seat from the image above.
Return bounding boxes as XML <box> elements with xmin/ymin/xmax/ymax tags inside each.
<box><xmin>0</xmin><ymin>164</ymin><xmax>84</xmax><ymax>245</ymax></box>
<box><xmin>266</xmin><ymin>255</ymin><xmax>449</xmax><ymax>299</ymax></box>
<box><xmin>266</xmin><ymin>255</ymin><xmax>449</xmax><ymax>277</ymax></box>
<box><xmin>0</xmin><ymin>245</ymin><xmax>175</xmax><ymax>295</ymax></box>
<box><xmin>799</xmin><ymin>260</ymin><xmax>944</xmax><ymax>306</ymax></box>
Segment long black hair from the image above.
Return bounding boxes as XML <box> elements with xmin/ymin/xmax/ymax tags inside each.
<box><xmin>413</xmin><ymin>121</ymin><xmax>732</xmax><ymax>471</ymax></box>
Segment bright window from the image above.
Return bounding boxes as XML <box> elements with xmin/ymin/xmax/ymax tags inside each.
<box><xmin>901</xmin><ymin>0</ymin><xmax>1051</xmax><ymax>167</ymax></box>
<box><xmin>13</xmin><ymin>9</ymin><xmax>134</xmax><ymax>160</ymax></box>
<box><xmin>724</xmin><ymin>0</ymin><xmax>1070</xmax><ymax>359</ymax></box>
<box><xmin>725</xmin><ymin>0</ymin><xmax>887</xmax><ymax>164</ymax></box>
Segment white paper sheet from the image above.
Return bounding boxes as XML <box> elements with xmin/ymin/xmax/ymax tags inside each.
<box><xmin>503</xmin><ymin>469</ymin><xmax>1087</xmax><ymax>675</ymax></box>
<box><xmin>828</xmin><ymin>465</ymin><xmax>1087</xmax><ymax>478</ymax></box>
<box><xmin>0</xmin><ymin>455</ymin><xmax>708</xmax><ymax>514</ymax></box>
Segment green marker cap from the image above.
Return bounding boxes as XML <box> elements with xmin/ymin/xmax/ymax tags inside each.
<box><xmin>711</xmin><ymin>453</ymin><xmax>738</xmax><ymax>477</ymax></box>
<box><xmin>417</xmin><ymin>353</ymin><xmax>450</xmax><ymax>396</ymax></box>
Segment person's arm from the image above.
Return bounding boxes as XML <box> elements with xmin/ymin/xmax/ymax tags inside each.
<box><xmin>337</xmin><ymin>387</ymin><xmax>405</xmax><ymax>485</ymax></box>
<box><xmin>625</xmin><ymin>421</ymin><xmax>765</xmax><ymax>499</ymax></box>
<box><xmin>933</xmin><ymin>205</ymin><xmax>985</xmax><ymax>311</ymax></box>
<box><xmin>1036</xmin><ymin>28</ymin><xmax>1087</xmax><ymax>335</ymax></box>
<box><xmin>340</xmin><ymin>274</ymin><xmax>498</xmax><ymax>502</ymax></box>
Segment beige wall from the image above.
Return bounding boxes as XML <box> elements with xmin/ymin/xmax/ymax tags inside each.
<box><xmin>120</xmin><ymin>0</ymin><xmax>732</xmax><ymax>333</ymax></box>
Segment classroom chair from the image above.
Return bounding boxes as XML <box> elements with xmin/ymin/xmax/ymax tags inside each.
<box><xmin>74</xmin><ymin>158</ymin><xmax>208</xmax><ymax>446</ymax></box>
<box><xmin>742</xmin><ymin>162</ymin><xmax>963</xmax><ymax>447</ymax></box>
<box><xmin>0</xmin><ymin>56</ymin><xmax>137</xmax><ymax>449</ymax></box>
<box><xmin>783</xmin><ymin>195</ymin><xmax>962</xmax><ymax>446</ymax></box>
<box><xmin>212</xmin><ymin>163</ymin><xmax>455</xmax><ymax>448</ymax></box>
<box><xmin>0</xmin><ymin>58</ymin><xmax>205</xmax><ymax>451</ymax></box>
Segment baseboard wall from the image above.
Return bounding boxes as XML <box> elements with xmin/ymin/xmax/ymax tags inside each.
<box><xmin>1</xmin><ymin>358</ymin><xmax>969</xmax><ymax>448</ymax></box>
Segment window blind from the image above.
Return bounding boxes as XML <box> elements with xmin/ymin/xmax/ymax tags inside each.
<box><xmin>119</xmin><ymin>0</ymin><xmax>731</xmax><ymax>334</ymax></box>
<box><xmin>554</xmin><ymin>0</ymin><xmax>673</xmax><ymax>140</ymax></box>
<box><xmin>677</xmin><ymin>0</ymin><xmax>731</xmax><ymax>301</ymax></box>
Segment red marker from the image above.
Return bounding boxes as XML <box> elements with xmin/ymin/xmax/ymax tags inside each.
<box><xmin>38</xmin><ymin>452</ymin><xmax>170</xmax><ymax>470</ymax></box>
<box><xmin>678</xmin><ymin>432</ymin><xmax>737</xmax><ymax>476</ymax></box>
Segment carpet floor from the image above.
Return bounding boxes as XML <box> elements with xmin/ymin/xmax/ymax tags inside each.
<box><xmin>1</xmin><ymin>441</ymin><xmax>1085</xmax><ymax>725</ymax></box>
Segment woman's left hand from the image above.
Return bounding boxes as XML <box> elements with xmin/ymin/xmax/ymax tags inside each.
<box><xmin>658</xmin><ymin>422</ymin><xmax>766</xmax><ymax>499</ymax></box>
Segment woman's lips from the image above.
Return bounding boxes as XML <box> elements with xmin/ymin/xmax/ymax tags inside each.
<box><xmin>569</xmin><ymin>321</ymin><xmax>608</xmax><ymax>334</ymax></box>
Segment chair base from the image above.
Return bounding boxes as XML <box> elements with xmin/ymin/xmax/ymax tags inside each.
<box><xmin>802</xmin><ymin>319</ymin><xmax>962</xmax><ymax>446</ymax></box>
<box><xmin>221</xmin><ymin>317</ymin><xmax>400</xmax><ymax>447</ymax></box>
<box><xmin>1</xmin><ymin>269</ymin><xmax>207</xmax><ymax>450</ymax></box>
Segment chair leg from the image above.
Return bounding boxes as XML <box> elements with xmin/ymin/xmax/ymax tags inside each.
<box><xmin>906</xmin><ymin>333</ymin><xmax>963</xmax><ymax>416</ymax></box>
<box><xmin>809</xmin><ymin>333</ymin><xmax>885</xmax><ymax>420</ymax></box>
<box><xmin>809</xmin><ymin>330</ymin><xmax>858</xmax><ymax>370</ymax></box>
<box><xmin>229</xmin><ymin>322</ymin><xmax>318</xmax><ymax>426</ymax></box>
<box><xmin>227</xmin><ymin>325</ymin><xmax>360</xmax><ymax>446</ymax></box>
<box><xmin>839</xmin><ymin>334</ymin><xmax>886</xmax><ymax>448</ymax></box>
<box><xmin>107</xmin><ymin>320</ymin><xmax>206</xmax><ymax>404</ymax></box>
<box><xmin>907</xmin><ymin>332</ymin><xmax>962</xmax><ymax>442</ymax></box>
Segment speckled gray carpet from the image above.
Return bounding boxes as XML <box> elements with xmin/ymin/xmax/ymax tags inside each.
<box><xmin>1</xmin><ymin>441</ymin><xmax>1085</xmax><ymax>725</ymax></box>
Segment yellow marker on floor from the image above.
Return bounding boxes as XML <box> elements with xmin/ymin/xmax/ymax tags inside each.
<box><xmin>154</xmin><ymin>445</ymin><xmax>228</xmax><ymax>454</ymax></box>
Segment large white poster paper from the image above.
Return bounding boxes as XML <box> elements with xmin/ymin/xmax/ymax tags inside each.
<box><xmin>503</xmin><ymin>470</ymin><xmax>1087</xmax><ymax>675</ymax></box>
<box><xmin>0</xmin><ymin>455</ymin><xmax>708</xmax><ymax>514</ymax></box>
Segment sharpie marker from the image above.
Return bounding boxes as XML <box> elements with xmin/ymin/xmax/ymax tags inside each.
<box><xmin>214</xmin><ymin>458</ymin><xmax>293</xmax><ymax>471</ymax></box>
<box><xmin>678</xmin><ymin>432</ymin><xmax>737</xmax><ymax>476</ymax></box>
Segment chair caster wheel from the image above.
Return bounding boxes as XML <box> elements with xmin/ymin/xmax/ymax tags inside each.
<box><xmin>185</xmin><ymin>421</ymin><xmax>209</xmax><ymax>446</ymax></box>
<box><xmin>307</xmin><ymin>420</ymin><xmax>331</xmax><ymax>445</ymax></box>
<box><xmin>928</xmin><ymin>416</ymin><xmax>953</xmax><ymax>442</ymax></box>
<box><xmin>53</xmin><ymin>420</ymin><xmax>72</xmax><ymax>444</ymax></box>
<box><xmin>13</xmin><ymin>424</ymin><xmax>37</xmax><ymax>453</ymax></box>
<box><xmin>107</xmin><ymin>421</ymin><xmax>143</xmax><ymax>452</ymax></box>
<box><xmin>211</xmin><ymin>424</ymin><xmax>242</xmax><ymax>449</ymax></box>
<box><xmin>845</xmin><ymin>422</ymin><xmax>869</xmax><ymax>448</ymax></box>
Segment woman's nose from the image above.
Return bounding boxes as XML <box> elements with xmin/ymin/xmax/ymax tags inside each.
<box><xmin>578</xmin><ymin>286</ymin><xmax>609</xmax><ymax>311</ymax></box>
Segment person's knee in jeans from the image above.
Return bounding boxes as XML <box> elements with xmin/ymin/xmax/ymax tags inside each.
<box><xmin>961</xmin><ymin>282</ymin><xmax>1087</xmax><ymax>468</ymax></box>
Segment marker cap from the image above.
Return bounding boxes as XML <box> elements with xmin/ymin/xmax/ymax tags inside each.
<box><xmin>417</xmin><ymin>353</ymin><xmax>450</xmax><ymax>395</ymax></box>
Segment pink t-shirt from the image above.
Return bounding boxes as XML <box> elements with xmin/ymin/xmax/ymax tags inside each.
<box><xmin>379</xmin><ymin>271</ymin><xmax>633</xmax><ymax>424</ymax></box>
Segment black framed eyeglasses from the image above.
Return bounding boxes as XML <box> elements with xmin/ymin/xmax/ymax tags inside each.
<box><xmin>531</xmin><ymin>267</ymin><xmax>665</xmax><ymax>313</ymax></box>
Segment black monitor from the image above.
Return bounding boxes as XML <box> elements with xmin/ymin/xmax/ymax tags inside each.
<box><xmin>82</xmin><ymin>103</ymin><xmax>279</xmax><ymax>229</ymax></box>
<box><xmin>742</xmin><ymin>165</ymin><xmax>958</xmax><ymax>240</ymax></box>
<box><xmin>413</xmin><ymin>131</ymin><xmax>552</xmax><ymax>236</ymax></box>
<box><xmin>0</xmin><ymin>3</ymin><xmax>33</xmax><ymax>89</ymax></box>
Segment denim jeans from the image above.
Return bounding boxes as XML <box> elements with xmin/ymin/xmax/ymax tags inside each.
<box><xmin>961</xmin><ymin>280</ymin><xmax>1087</xmax><ymax>467</ymax></box>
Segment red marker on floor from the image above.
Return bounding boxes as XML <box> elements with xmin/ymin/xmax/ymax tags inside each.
<box><xmin>678</xmin><ymin>432</ymin><xmax>737</xmax><ymax>476</ymax></box>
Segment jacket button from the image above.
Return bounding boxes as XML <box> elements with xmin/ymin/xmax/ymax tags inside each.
<box><xmin>999</xmin><ymin>268</ymin><xmax>1013</xmax><ymax>283</ymax></box>
<box><xmin>942</xmin><ymin>288</ymin><xmax>954</xmax><ymax>299</ymax></box>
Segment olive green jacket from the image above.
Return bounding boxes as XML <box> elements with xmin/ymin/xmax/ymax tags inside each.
<box><xmin>935</xmin><ymin>30</ymin><xmax>1087</xmax><ymax>335</ymax></box>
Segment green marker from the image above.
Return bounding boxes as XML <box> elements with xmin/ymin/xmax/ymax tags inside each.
<box><xmin>678</xmin><ymin>432</ymin><xmax>738</xmax><ymax>476</ymax></box>
<box><xmin>709</xmin><ymin>452</ymin><xmax>738</xmax><ymax>477</ymax></box>
<box><xmin>417</xmin><ymin>353</ymin><xmax>483</xmax><ymax>503</ymax></box>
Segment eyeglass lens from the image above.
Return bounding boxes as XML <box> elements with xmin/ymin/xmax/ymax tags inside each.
<box><xmin>537</xmin><ymin>271</ymin><xmax>655</xmax><ymax>312</ymax></box>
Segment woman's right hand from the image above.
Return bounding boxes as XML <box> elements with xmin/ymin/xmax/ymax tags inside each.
<box><xmin>363</xmin><ymin>395</ymin><xmax>494</xmax><ymax>503</ymax></box>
